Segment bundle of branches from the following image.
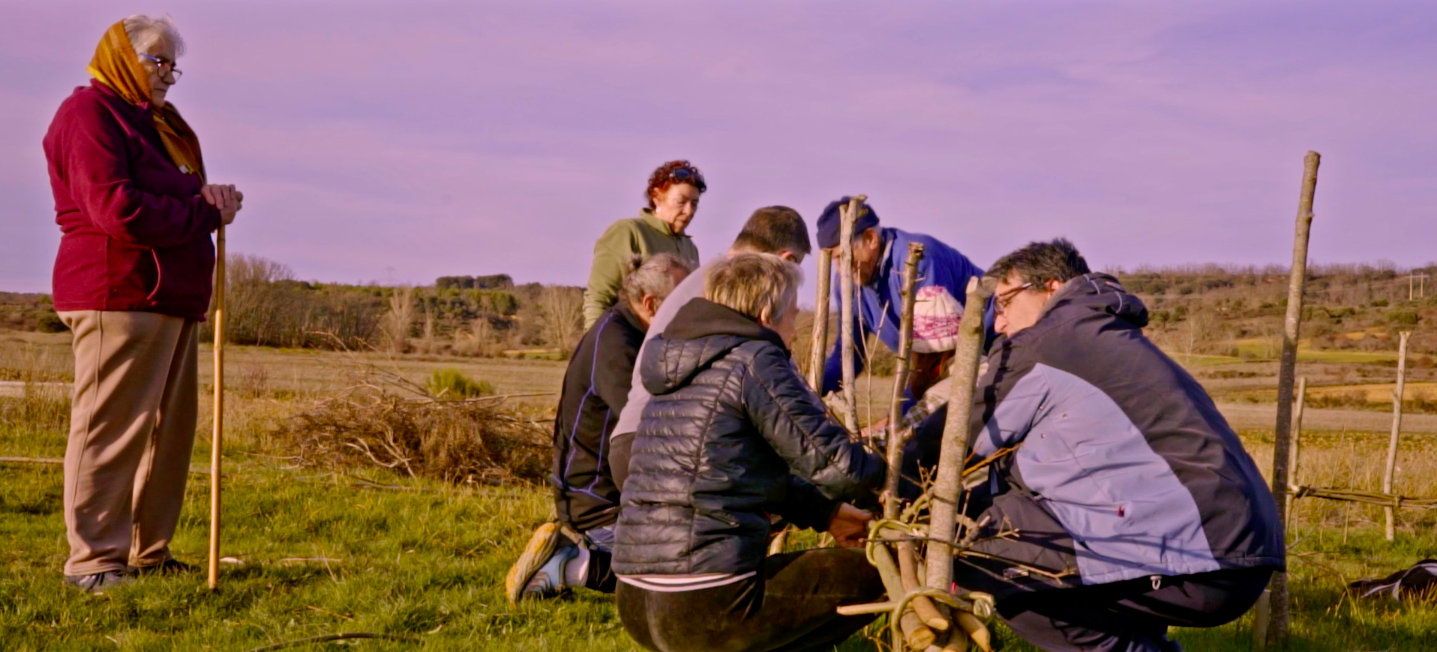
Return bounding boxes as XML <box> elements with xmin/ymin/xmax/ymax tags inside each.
<box><xmin>839</xmin><ymin>265</ymin><xmax>1001</xmax><ymax>652</ymax></box>
<box><xmin>812</xmin><ymin>223</ymin><xmax>1001</xmax><ymax>652</ymax></box>
<box><xmin>271</xmin><ymin>361</ymin><xmax>551</xmax><ymax>485</ymax></box>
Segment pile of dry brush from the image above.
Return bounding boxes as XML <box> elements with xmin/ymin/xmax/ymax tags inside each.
<box><xmin>270</xmin><ymin>361</ymin><xmax>551</xmax><ymax>485</ymax></box>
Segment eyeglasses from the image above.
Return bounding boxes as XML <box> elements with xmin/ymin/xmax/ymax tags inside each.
<box><xmin>138</xmin><ymin>53</ymin><xmax>183</xmax><ymax>82</ymax></box>
<box><xmin>667</xmin><ymin>167</ymin><xmax>707</xmax><ymax>192</ymax></box>
<box><xmin>993</xmin><ymin>282</ymin><xmax>1035</xmax><ymax>315</ymax></box>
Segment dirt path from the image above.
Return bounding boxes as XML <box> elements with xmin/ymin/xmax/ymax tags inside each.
<box><xmin>1216</xmin><ymin>402</ymin><xmax>1437</xmax><ymax>434</ymax></box>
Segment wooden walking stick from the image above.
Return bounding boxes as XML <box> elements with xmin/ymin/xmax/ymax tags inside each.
<box><xmin>1383</xmin><ymin>331</ymin><xmax>1412</xmax><ymax>542</ymax></box>
<box><xmin>837</xmin><ymin>196</ymin><xmax>865</xmax><ymax>433</ymax></box>
<box><xmin>883</xmin><ymin>243</ymin><xmax>924</xmax><ymax>519</ymax></box>
<box><xmin>806</xmin><ymin>248</ymin><xmax>833</xmax><ymax>392</ymax></box>
<box><xmin>925</xmin><ymin>276</ymin><xmax>996</xmax><ymax>592</ymax></box>
<box><xmin>209</xmin><ymin>225</ymin><xmax>226</xmax><ymax>590</ymax></box>
<box><xmin>1265</xmin><ymin>150</ymin><xmax>1320</xmax><ymax>649</ymax></box>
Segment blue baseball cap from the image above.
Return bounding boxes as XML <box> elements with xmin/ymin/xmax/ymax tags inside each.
<box><xmin>816</xmin><ymin>196</ymin><xmax>879</xmax><ymax>249</ymax></box>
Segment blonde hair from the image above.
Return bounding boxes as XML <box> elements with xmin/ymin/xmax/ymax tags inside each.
<box><xmin>703</xmin><ymin>253</ymin><xmax>802</xmax><ymax>325</ymax></box>
<box><xmin>123</xmin><ymin>14</ymin><xmax>186</xmax><ymax>57</ymax></box>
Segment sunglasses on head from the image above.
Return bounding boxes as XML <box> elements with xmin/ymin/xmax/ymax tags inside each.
<box><xmin>667</xmin><ymin>167</ymin><xmax>707</xmax><ymax>191</ymax></box>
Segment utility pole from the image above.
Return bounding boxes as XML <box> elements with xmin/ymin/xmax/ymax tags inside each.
<box><xmin>1405</xmin><ymin>274</ymin><xmax>1429</xmax><ymax>301</ymax></box>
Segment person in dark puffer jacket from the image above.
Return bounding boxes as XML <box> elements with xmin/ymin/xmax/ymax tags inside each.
<box><xmin>951</xmin><ymin>238</ymin><xmax>1282</xmax><ymax>652</ymax></box>
<box><xmin>614</xmin><ymin>253</ymin><xmax>887</xmax><ymax>652</ymax></box>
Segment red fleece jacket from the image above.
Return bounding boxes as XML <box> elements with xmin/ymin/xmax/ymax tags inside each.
<box><xmin>43</xmin><ymin>80</ymin><xmax>221</xmax><ymax>321</ymax></box>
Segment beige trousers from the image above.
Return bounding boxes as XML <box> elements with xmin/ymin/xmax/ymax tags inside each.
<box><xmin>59</xmin><ymin>311</ymin><xmax>199</xmax><ymax>576</ymax></box>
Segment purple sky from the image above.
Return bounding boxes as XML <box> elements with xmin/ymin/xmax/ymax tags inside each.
<box><xmin>4</xmin><ymin>1</ymin><xmax>1435</xmax><ymax>294</ymax></box>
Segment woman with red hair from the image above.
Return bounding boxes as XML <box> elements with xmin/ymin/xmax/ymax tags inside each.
<box><xmin>582</xmin><ymin>160</ymin><xmax>705</xmax><ymax>329</ymax></box>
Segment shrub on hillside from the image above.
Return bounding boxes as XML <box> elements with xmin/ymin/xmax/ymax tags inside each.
<box><xmin>1390</xmin><ymin>310</ymin><xmax>1420</xmax><ymax>326</ymax></box>
<box><xmin>36</xmin><ymin>311</ymin><xmax>68</xmax><ymax>333</ymax></box>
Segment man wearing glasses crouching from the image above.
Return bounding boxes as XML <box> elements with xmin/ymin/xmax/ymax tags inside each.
<box><xmin>950</xmin><ymin>238</ymin><xmax>1283</xmax><ymax>652</ymax></box>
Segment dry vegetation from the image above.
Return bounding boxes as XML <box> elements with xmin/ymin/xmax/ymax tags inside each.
<box><xmin>145</xmin><ymin>253</ymin><xmax>590</xmax><ymax>357</ymax></box>
<box><xmin>271</xmin><ymin>361</ymin><xmax>551</xmax><ymax>485</ymax></box>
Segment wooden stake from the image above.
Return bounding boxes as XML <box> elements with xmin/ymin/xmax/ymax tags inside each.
<box><xmin>837</xmin><ymin>196</ymin><xmax>866</xmax><ymax>433</ymax></box>
<box><xmin>1383</xmin><ymin>331</ymin><xmax>1412</xmax><ymax>542</ymax></box>
<box><xmin>1266</xmin><ymin>150</ymin><xmax>1319</xmax><ymax>649</ymax></box>
<box><xmin>1285</xmin><ymin>377</ymin><xmax>1307</xmax><ymax>529</ymax></box>
<box><xmin>924</xmin><ymin>276</ymin><xmax>996</xmax><ymax>593</ymax></box>
<box><xmin>883</xmin><ymin>243</ymin><xmax>925</xmax><ymax>519</ymax></box>
<box><xmin>806</xmin><ymin>249</ymin><xmax>834</xmax><ymax>392</ymax></box>
<box><xmin>208</xmin><ymin>225</ymin><xmax>226</xmax><ymax>590</ymax></box>
<box><xmin>1252</xmin><ymin>588</ymin><xmax>1271</xmax><ymax>650</ymax></box>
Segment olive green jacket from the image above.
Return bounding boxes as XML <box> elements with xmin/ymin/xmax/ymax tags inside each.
<box><xmin>582</xmin><ymin>210</ymin><xmax>700</xmax><ymax>329</ymax></box>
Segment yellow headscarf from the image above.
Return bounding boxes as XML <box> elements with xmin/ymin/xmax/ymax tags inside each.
<box><xmin>86</xmin><ymin>20</ymin><xmax>205</xmax><ymax>181</ymax></box>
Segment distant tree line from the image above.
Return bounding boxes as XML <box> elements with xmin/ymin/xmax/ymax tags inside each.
<box><xmin>1112</xmin><ymin>262</ymin><xmax>1437</xmax><ymax>361</ymax></box>
<box><xmin>435</xmin><ymin>274</ymin><xmax>515</xmax><ymax>290</ymax></box>
<box><xmin>189</xmin><ymin>254</ymin><xmax>584</xmax><ymax>357</ymax></box>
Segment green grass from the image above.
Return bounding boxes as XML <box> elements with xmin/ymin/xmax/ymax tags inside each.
<box><xmin>7</xmin><ymin>442</ymin><xmax>1437</xmax><ymax>651</ymax></box>
<box><xmin>7</xmin><ymin>384</ymin><xmax>1437</xmax><ymax>651</ymax></box>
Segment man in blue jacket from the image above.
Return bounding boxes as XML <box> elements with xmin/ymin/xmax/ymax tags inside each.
<box><xmin>953</xmin><ymin>238</ymin><xmax>1282</xmax><ymax>652</ymax></box>
<box><xmin>817</xmin><ymin>197</ymin><xmax>985</xmax><ymax>399</ymax></box>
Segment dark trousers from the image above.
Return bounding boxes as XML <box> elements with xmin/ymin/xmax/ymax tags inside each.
<box><xmin>581</xmin><ymin>524</ymin><xmax>617</xmax><ymax>593</ymax></box>
<box><xmin>955</xmin><ymin>560</ymin><xmax>1272</xmax><ymax>652</ymax></box>
<box><xmin>617</xmin><ymin>548</ymin><xmax>885</xmax><ymax>652</ymax></box>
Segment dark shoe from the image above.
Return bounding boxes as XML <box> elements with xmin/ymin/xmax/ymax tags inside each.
<box><xmin>65</xmin><ymin>571</ymin><xmax>132</xmax><ymax>594</ymax></box>
<box><xmin>129</xmin><ymin>559</ymin><xmax>194</xmax><ymax>575</ymax></box>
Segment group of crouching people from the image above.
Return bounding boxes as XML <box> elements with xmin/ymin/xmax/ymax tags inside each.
<box><xmin>40</xmin><ymin>16</ymin><xmax>1278</xmax><ymax>649</ymax></box>
<box><xmin>507</xmin><ymin>192</ymin><xmax>1284</xmax><ymax>652</ymax></box>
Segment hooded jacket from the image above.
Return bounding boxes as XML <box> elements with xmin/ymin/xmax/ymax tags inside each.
<box><xmin>613</xmin><ymin>299</ymin><xmax>885</xmax><ymax>576</ymax></box>
<box><xmin>961</xmin><ymin>273</ymin><xmax>1283</xmax><ymax>600</ymax></box>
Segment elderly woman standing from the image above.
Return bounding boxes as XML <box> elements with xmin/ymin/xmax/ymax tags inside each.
<box><xmin>43</xmin><ymin>15</ymin><xmax>242</xmax><ymax>592</ymax></box>
<box><xmin>581</xmin><ymin>160</ymin><xmax>704</xmax><ymax>329</ymax></box>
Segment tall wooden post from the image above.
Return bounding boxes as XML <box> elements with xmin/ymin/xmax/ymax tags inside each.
<box><xmin>1285</xmin><ymin>377</ymin><xmax>1307</xmax><ymax>530</ymax></box>
<box><xmin>1383</xmin><ymin>331</ymin><xmax>1412</xmax><ymax>542</ymax></box>
<box><xmin>925</xmin><ymin>276</ymin><xmax>996</xmax><ymax>592</ymax></box>
<box><xmin>1266</xmin><ymin>150</ymin><xmax>1320</xmax><ymax>649</ymax></box>
<box><xmin>208</xmin><ymin>226</ymin><xmax>226</xmax><ymax>590</ymax></box>
<box><xmin>882</xmin><ymin>243</ymin><xmax>925</xmax><ymax>519</ymax></box>
<box><xmin>837</xmin><ymin>196</ymin><xmax>865</xmax><ymax>433</ymax></box>
<box><xmin>806</xmin><ymin>249</ymin><xmax>833</xmax><ymax>392</ymax></box>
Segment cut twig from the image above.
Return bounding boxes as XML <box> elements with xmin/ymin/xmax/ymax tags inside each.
<box><xmin>883</xmin><ymin>243</ymin><xmax>924</xmax><ymax>519</ymax></box>
<box><xmin>897</xmin><ymin>539</ymin><xmax>948</xmax><ymax>630</ymax></box>
<box><xmin>870</xmin><ymin>541</ymin><xmax>935</xmax><ymax>649</ymax></box>
<box><xmin>1265</xmin><ymin>149</ymin><xmax>1320</xmax><ymax>650</ymax></box>
<box><xmin>1383</xmin><ymin>331</ymin><xmax>1412</xmax><ymax>542</ymax></box>
<box><xmin>925</xmin><ymin>277</ymin><xmax>995</xmax><ymax>592</ymax></box>
<box><xmin>1284</xmin><ymin>377</ymin><xmax>1307</xmax><ymax>529</ymax></box>
<box><xmin>242</xmin><ymin>632</ymin><xmax>419</xmax><ymax>652</ymax></box>
<box><xmin>807</xmin><ymin>248</ymin><xmax>834</xmax><ymax>392</ymax></box>
<box><xmin>837</xmin><ymin>195</ymin><xmax>866</xmax><ymax>433</ymax></box>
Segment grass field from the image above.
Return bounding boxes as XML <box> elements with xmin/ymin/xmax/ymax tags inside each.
<box><xmin>5</xmin><ymin>332</ymin><xmax>1437</xmax><ymax>651</ymax></box>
